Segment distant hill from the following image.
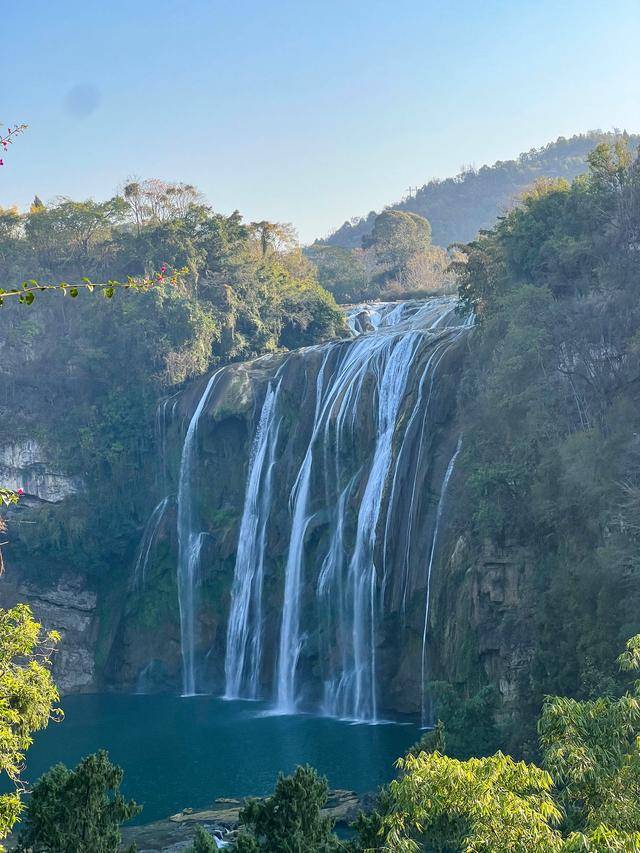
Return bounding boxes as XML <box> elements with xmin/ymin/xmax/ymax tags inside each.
<box><xmin>322</xmin><ymin>131</ymin><xmax>640</xmax><ymax>249</ymax></box>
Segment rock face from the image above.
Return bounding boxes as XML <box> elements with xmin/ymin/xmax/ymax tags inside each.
<box><xmin>0</xmin><ymin>571</ymin><xmax>97</xmax><ymax>692</ymax></box>
<box><xmin>0</xmin><ymin>440</ymin><xmax>81</xmax><ymax>503</ymax></box>
<box><xmin>428</xmin><ymin>534</ymin><xmax>537</xmax><ymax>722</ymax></box>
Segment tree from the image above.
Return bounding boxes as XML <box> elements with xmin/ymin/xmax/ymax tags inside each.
<box><xmin>188</xmin><ymin>824</ymin><xmax>220</xmax><ymax>852</ymax></box>
<box><xmin>15</xmin><ymin>750</ymin><xmax>141</xmax><ymax>853</ymax></box>
<box><xmin>363</xmin><ymin>210</ymin><xmax>432</xmax><ymax>285</ymax></box>
<box><xmin>305</xmin><ymin>244</ymin><xmax>370</xmax><ymax>303</ymax></box>
<box><xmin>365</xmin><ymin>635</ymin><xmax>640</xmax><ymax>851</ymax></box>
<box><xmin>0</xmin><ymin>604</ymin><xmax>59</xmax><ymax>850</ymax></box>
<box><xmin>384</xmin><ymin>750</ymin><xmax>562</xmax><ymax>852</ymax></box>
<box><xmin>235</xmin><ymin>765</ymin><xmax>340</xmax><ymax>853</ymax></box>
<box><xmin>250</xmin><ymin>220</ymin><xmax>297</xmax><ymax>257</ymax></box>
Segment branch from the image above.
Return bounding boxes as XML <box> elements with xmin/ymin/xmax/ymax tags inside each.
<box><xmin>0</xmin><ymin>265</ymin><xmax>187</xmax><ymax>306</ymax></box>
<box><xmin>0</xmin><ymin>123</ymin><xmax>28</xmax><ymax>165</ymax></box>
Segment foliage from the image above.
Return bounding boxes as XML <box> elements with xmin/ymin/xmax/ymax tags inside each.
<box><xmin>309</xmin><ymin>214</ymin><xmax>454</xmax><ymax>303</ymax></box>
<box><xmin>235</xmin><ymin>765</ymin><xmax>340</xmax><ymax>852</ymax></box>
<box><xmin>187</xmin><ymin>824</ymin><xmax>219</xmax><ymax>852</ymax></box>
<box><xmin>0</xmin><ymin>267</ymin><xmax>183</xmax><ymax>307</ymax></box>
<box><xmin>15</xmin><ymin>749</ymin><xmax>141</xmax><ymax>853</ymax></box>
<box><xmin>360</xmin><ymin>636</ymin><xmax>640</xmax><ymax>852</ymax></box>
<box><xmin>0</xmin><ymin>605</ymin><xmax>60</xmax><ymax>850</ymax></box>
<box><xmin>0</xmin><ymin>183</ymin><xmax>344</xmax><ymax>600</ymax></box>
<box><xmin>445</xmin><ymin>139</ymin><xmax>640</xmax><ymax>747</ymax></box>
<box><xmin>0</xmin><ymin>124</ymin><xmax>27</xmax><ymax>168</ymax></box>
<box><xmin>385</xmin><ymin>750</ymin><xmax>562</xmax><ymax>852</ymax></box>
<box><xmin>422</xmin><ymin>684</ymin><xmax>500</xmax><ymax>759</ymax></box>
<box><xmin>304</xmin><ymin>245</ymin><xmax>368</xmax><ymax>303</ymax></box>
<box><xmin>325</xmin><ymin>131</ymin><xmax>640</xmax><ymax>250</ymax></box>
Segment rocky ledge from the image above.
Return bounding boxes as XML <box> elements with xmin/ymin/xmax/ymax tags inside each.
<box><xmin>119</xmin><ymin>789</ymin><xmax>361</xmax><ymax>852</ymax></box>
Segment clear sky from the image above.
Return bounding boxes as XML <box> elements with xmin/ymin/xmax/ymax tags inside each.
<box><xmin>2</xmin><ymin>0</ymin><xmax>639</xmax><ymax>242</ymax></box>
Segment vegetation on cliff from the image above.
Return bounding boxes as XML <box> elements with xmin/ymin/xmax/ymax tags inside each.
<box><xmin>444</xmin><ymin>138</ymin><xmax>640</xmax><ymax>748</ymax></box>
<box><xmin>0</xmin><ymin>183</ymin><xmax>344</xmax><ymax>596</ymax></box>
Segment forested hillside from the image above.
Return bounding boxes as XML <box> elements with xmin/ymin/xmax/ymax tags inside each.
<box><xmin>0</xmin><ymin>184</ymin><xmax>344</xmax><ymax>639</ymax></box>
<box><xmin>323</xmin><ymin>131</ymin><xmax>639</xmax><ymax>250</ymax></box>
<box><xmin>429</xmin><ymin>139</ymin><xmax>640</xmax><ymax>753</ymax></box>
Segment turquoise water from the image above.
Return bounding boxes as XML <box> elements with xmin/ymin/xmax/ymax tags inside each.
<box><xmin>23</xmin><ymin>695</ymin><xmax>419</xmax><ymax>823</ymax></box>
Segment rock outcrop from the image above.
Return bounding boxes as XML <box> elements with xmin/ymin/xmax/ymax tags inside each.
<box><xmin>0</xmin><ymin>571</ymin><xmax>97</xmax><ymax>692</ymax></box>
<box><xmin>0</xmin><ymin>440</ymin><xmax>81</xmax><ymax>503</ymax></box>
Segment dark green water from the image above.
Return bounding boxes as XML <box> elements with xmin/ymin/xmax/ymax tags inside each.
<box><xmin>24</xmin><ymin>695</ymin><xmax>419</xmax><ymax>823</ymax></box>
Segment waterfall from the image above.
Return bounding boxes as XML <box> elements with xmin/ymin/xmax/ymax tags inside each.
<box><xmin>274</xmin><ymin>299</ymin><xmax>463</xmax><ymax>720</ymax></box>
<box><xmin>224</xmin><ymin>381</ymin><xmax>282</xmax><ymax>699</ymax></box>
<box><xmin>156</xmin><ymin>392</ymin><xmax>180</xmax><ymax>493</ymax></box>
<box><xmin>420</xmin><ymin>435</ymin><xmax>463</xmax><ymax>727</ymax></box>
<box><xmin>274</xmin><ymin>449</ymin><xmax>313</xmax><ymax>712</ymax></box>
<box><xmin>169</xmin><ymin>296</ymin><xmax>472</xmax><ymax>719</ymax></box>
<box><xmin>177</xmin><ymin>369</ymin><xmax>225</xmax><ymax>697</ymax></box>
<box><xmin>131</xmin><ymin>496</ymin><xmax>170</xmax><ymax>592</ymax></box>
<box><xmin>274</xmin><ymin>353</ymin><xmax>330</xmax><ymax>712</ymax></box>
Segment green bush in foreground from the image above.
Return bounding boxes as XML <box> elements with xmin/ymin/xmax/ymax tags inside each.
<box><xmin>355</xmin><ymin>634</ymin><xmax>640</xmax><ymax>852</ymax></box>
<box><xmin>235</xmin><ymin>765</ymin><xmax>340</xmax><ymax>852</ymax></box>
<box><xmin>15</xmin><ymin>750</ymin><xmax>140</xmax><ymax>853</ymax></box>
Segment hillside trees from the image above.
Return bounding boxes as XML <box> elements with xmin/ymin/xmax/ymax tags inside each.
<box><xmin>445</xmin><ymin>139</ymin><xmax>640</xmax><ymax>749</ymax></box>
<box><xmin>0</xmin><ymin>182</ymin><xmax>344</xmax><ymax>601</ymax></box>
<box><xmin>325</xmin><ymin>131</ymin><xmax>640</xmax><ymax>250</ymax></box>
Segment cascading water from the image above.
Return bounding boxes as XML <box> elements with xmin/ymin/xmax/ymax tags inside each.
<box><xmin>131</xmin><ymin>496</ymin><xmax>170</xmax><ymax>592</ymax></box>
<box><xmin>176</xmin><ymin>369</ymin><xmax>225</xmax><ymax>697</ymax></box>
<box><xmin>420</xmin><ymin>435</ymin><xmax>463</xmax><ymax>727</ymax></box>
<box><xmin>168</xmin><ymin>296</ymin><xmax>472</xmax><ymax>719</ymax></box>
<box><xmin>224</xmin><ymin>381</ymin><xmax>282</xmax><ymax>700</ymax></box>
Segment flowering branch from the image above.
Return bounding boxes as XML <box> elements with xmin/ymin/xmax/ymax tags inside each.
<box><xmin>0</xmin><ymin>264</ymin><xmax>186</xmax><ymax>306</ymax></box>
<box><xmin>0</xmin><ymin>487</ymin><xmax>23</xmax><ymax>507</ymax></box>
<box><xmin>0</xmin><ymin>123</ymin><xmax>28</xmax><ymax>166</ymax></box>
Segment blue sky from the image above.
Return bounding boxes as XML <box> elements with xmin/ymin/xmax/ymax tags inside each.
<box><xmin>2</xmin><ymin>0</ymin><xmax>639</xmax><ymax>242</ymax></box>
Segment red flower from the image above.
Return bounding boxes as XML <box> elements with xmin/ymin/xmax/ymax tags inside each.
<box><xmin>17</xmin><ymin>488</ymin><xmax>24</xmax><ymax>495</ymax></box>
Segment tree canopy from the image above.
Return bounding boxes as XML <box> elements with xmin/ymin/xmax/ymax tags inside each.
<box><xmin>15</xmin><ymin>750</ymin><xmax>140</xmax><ymax>853</ymax></box>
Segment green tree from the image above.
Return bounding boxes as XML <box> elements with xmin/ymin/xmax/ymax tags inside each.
<box><xmin>364</xmin><ymin>635</ymin><xmax>640</xmax><ymax>852</ymax></box>
<box><xmin>235</xmin><ymin>765</ymin><xmax>340</xmax><ymax>853</ymax></box>
<box><xmin>188</xmin><ymin>824</ymin><xmax>220</xmax><ymax>852</ymax></box>
<box><xmin>364</xmin><ymin>210</ymin><xmax>431</xmax><ymax>283</ymax></box>
<box><xmin>0</xmin><ymin>604</ymin><xmax>59</xmax><ymax>850</ymax></box>
<box><xmin>304</xmin><ymin>244</ymin><xmax>369</xmax><ymax>303</ymax></box>
<box><xmin>15</xmin><ymin>750</ymin><xmax>141</xmax><ymax>853</ymax></box>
